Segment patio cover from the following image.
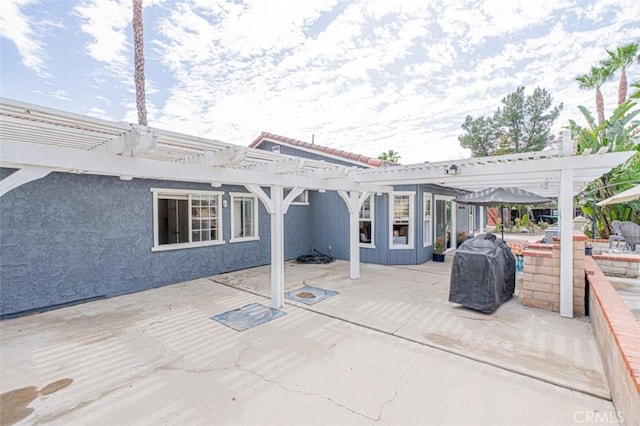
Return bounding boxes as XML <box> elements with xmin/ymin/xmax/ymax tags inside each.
<box><xmin>0</xmin><ymin>98</ymin><xmax>635</xmax><ymax>318</ymax></box>
<box><xmin>597</xmin><ymin>184</ymin><xmax>640</xmax><ymax>206</ymax></box>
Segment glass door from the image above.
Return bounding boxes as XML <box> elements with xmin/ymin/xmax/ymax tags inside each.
<box><xmin>435</xmin><ymin>197</ymin><xmax>454</xmax><ymax>252</ymax></box>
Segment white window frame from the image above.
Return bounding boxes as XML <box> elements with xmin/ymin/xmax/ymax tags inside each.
<box><xmin>289</xmin><ymin>189</ymin><xmax>309</xmax><ymax>205</ymax></box>
<box><xmin>359</xmin><ymin>194</ymin><xmax>375</xmax><ymax>248</ymax></box>
<box><xmin>230</xmin><ymin>192</ymin><xmax>259</xmax><ymax>243</ymax></box>
<box><xmin>423</xmin><ymin>192</ymin><xmax>433</xmax><ymax>247</ymax></box>
<box><xmin>434</xmin><ymin>195</ymin><xmax>456</xmax><ymax>253</ymax></box>
<box><xmin>389</xmin><ymin>191</ymin><xmax>415</xmax><ymax>250</ymax></box>
<box><xmin>151</xmin><ymin>188</ymin><xmax>224</xmax><ymax>252</ymax></box>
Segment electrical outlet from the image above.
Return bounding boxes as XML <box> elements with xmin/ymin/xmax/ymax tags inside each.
<box><xmin>328</xmin><ymin>245</ymin><xmax>332</xmax><ymax>251</ymax></box>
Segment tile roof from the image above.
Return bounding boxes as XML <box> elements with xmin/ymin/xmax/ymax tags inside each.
<box><xmin>249</xmin><ymin>132</ymin><xmax>397</xmax><ymax>168</ymax></box>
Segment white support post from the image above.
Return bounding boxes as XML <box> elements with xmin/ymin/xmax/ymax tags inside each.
<box><xmin>338</xmin><ymin>190</ymin><xmax>362</xmax><ymax>280</ymax></box>
<box><xmin>479</xmin><ymin>206</ymin><xmax>485</xmax><ymax>233</ymax></box>
<box><xmin>349</xmin><ymin>191</ymin><xmax>360</xmax><ymax>280</ymax></box>
<box><xmin>271</xmin><ymin>185</ymin><xmax>285</xmax><ymax>308</ymax></box>
<box><xmin>245</xmin><ymin>184</ymin><xmax>284</xmax><ymax>309</ymax></box>
<box><xmin>559</xmin><ymin>131</ymin><xmax>574</xmax><ymax>318</ymax></box>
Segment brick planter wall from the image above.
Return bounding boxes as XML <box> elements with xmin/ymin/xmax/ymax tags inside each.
<box><xmin>592</xmin><ymin>253</ymin><xmax>640</xmax><ymax>278</ymax></box>
<box><xmin>522</xmin><ymin>231</ymin><xmax>586</xmax><ymax>316</ymax></box>
<box><xmin>587</xmin><ymin>257</ymin><xmax>640</xmax><ymax>424</ymax></box>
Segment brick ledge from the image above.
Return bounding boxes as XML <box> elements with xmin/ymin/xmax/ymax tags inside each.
<box><xmin>586</xmin><ymin>256</ymin><xmax>640</xmax><ymax>394</ymax></box>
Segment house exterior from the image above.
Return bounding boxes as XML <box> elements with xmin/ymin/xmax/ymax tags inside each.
<box><xmin>250</xmin><ymin>133</ymin><xmax>479</xmax><ymax>265</ymax></box>
<box><xmin>0</xmin><ymin>123</ymin><xmax>473</xmax><ymax>318</ymax></box>
<box><xmin>2</xmin><ymin>99</ymin><xmax>629</xmax><ymax>319</ymax></box>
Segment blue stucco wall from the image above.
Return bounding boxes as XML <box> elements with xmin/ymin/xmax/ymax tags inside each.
<box><xmin>308</xmin><ymin>184</ymin><xmax>465</xmax><ymax>266</ymax></box>
<box><xmin>0</xmin><ymin>170</ymin><xmax>312</xmax><ymax>316</ymax></box>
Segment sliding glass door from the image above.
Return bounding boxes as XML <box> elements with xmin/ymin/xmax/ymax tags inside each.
<box><xmin>435</xmin><ymin>196</ymin><xmax>455</xmax><ymax>252</ymax></box>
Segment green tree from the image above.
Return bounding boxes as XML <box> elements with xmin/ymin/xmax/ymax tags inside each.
<box><xmin>631</xmin><ymin>82</ymin><xmax>640</xmax><ymax>100</ymax></box>
<box><xmin>458</xmin><ymin>115</ymin><xmax>498</xmax><ymax>157</ymax></box>
<box><xmin>602</xmin><ymin>41</ymin><xmax>640</xmax><ymax>105</ymax></box>
<box><xmin>458</xmin><ymin>87</ymin><xmax>562</xmax><ymax>157</ymax></box>
<box><xmin>495</xmin><ymin>87</ymin><xmax>563</xmax><ymax>152</ymax></box>
<box><xmin>576</xmin><ymin>66</ymin><xmax>613</xmax><ymax>125</ymax></box>
<box><xmin>378</xmin><ymin>149</ymin><xmax>401</xmax><ymax>162</ymax></box>
<box><xmin>570</xmin><ymin>100</ymin><xmax>640</xmax><ymax>237</ymax></box>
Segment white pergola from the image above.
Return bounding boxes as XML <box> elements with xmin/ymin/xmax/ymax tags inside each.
<box><xmin>0</xmin><ymin>98</ymin><xmax>634</xmax><ymax>318</ymax></box>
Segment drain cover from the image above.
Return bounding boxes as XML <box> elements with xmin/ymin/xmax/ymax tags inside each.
<box><xmin>296</xmin><ymin>292</ymin><xmax>316</xmax><ymax>299</ymax></box>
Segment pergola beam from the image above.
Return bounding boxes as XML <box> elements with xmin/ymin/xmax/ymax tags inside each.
<box><xmin>353</xmin><ymin>152</ymin><xmax>634</xmax><ymax>185</ymax></box>
<box><xmin>91</xmin><ymin>128</ymin><xmax>157</xmax><ymax>156</ymax></box>
<box><xmin>181</xmin><ymin>147</ymin><xmax>247</xmax><ymax>167</ymax></box>
<box><xmin>251</xmin><ymin>159</ymin><xmax>306</xmax><ymax>174</ymax></box>
<box><xmin>0</xmin><ymin>140</ymin><xmax>391</xmax><ymax>194</ymax></box>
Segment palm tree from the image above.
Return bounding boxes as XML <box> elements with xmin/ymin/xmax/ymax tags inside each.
<box><xmin>133</xmin><ymin>0</ymin><xmax>147</xmax><ymax>126</ymax></box>
<box><xmin>602</xmin><ymin>41</ymin><xmax>640</xmax><ymax>105</ymax></box>
<box><xmin>378</xmin><ymin>149</ymin><xmax>401</xmax><ymax>163</ymax></box>
<box><xmin>576</xmin><ymin>66</ymin><xmax>613</xmax><ymax>125</ymax></box>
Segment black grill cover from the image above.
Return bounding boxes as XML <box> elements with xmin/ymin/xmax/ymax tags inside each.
<box><xmin>449</xmin><ymin>234</ymin><xmax>516</xmax><ymax>313</ymax></box>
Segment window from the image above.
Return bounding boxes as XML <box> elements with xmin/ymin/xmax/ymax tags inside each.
<box><xmin>288</xmin><ymin>189</ymin><xmax>308</xmax><ymax>205</ymax></box>
<box><xmin>230</xmin><ymin>193</ymin><xmax>259</xmax><ymax>242</ymax></box>
<box><xmin>423</xmin><ymin>192</ymin><xmax>432</xmax><ymax>246</ymax></box>
<box><xmin>389</xmin><ymin>192</ymin><xmax>414</xmax><ymax>249</ymax></box>
<box><xmin>152</xmin><ymin>188</ymin><xmax>223</xmax><ymax>251</ymax></box>
<box><xmin>359</xmin><ymin>194</ymin><xmax>374</xmax><ymax>247</ymax></box>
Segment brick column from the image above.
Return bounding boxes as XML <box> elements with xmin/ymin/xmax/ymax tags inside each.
<box><xmin>522</xmin><ymin>231</ymin><xmax>587</xmax><ymax>316</ymax></box>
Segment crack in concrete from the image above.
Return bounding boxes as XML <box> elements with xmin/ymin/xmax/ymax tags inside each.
<box><xmin>234</xmin><ymin>342</ymin><xmax>376</xmax><ymax>422</ymax></box>
<box><xmin>390</xmin><ymin>293</ymin><xmax>424</xmax><ymax>335</ymax></box>
<box><xmin>206</xmin><ymin>273</ymin><xmax>612</xmax><ymax>402</ymax></box>
<box><xmin>373</xmin><ymin>346</ymin><xmax>424</xmax><ymax>425</ymax></box>
<box><xmin>458</xmin><ymin>315</ymin><xmax>518</xmax><ymax>329</ymax></box>
<box><xmin>238</xmin><ymin>366</ymin><xmax>377</xmax><ymax>422</ymax></box>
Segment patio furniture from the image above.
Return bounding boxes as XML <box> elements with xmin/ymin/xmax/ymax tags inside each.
<box><xmin>454</xmin><ymin>187</ymin><xmax>550</xmax><ymax>240</ymax></box>
<box><xmin>539</xmin><ymin>214</ymin><xmax>558</xmax><ymax>224</ymax></box>
<box><xmin>449</xmin><ymin>233</ymin><xmax>515</xmax><ymax>313</ymax></box>
<box><xmin>543</xmin><ymin>228</ymin><xmax>558</xmax><ymax>244</ymax></box>
<box><xmin>619</xmin><ymin>221</ymin><xmax>640</xmax><ymax>251</ymax></box>
<box><xmin>609</xmin><ymin>220</ymin><xmax>626</xmax><ymax>250</ymax></box>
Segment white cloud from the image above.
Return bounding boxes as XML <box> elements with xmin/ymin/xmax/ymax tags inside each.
<box><xmin>50</xmin><ymin>89</ymin><xmax>70</xmax><ymax>101</ymax></box>
<box><xmin>143</xmin><ymin>0</ymin><xmax>640</xmax><ymax>162</ymax></box>
<box><xmin>0</xmin><ymin>0</ymin><xmax>49</xmax><ymax>77</ymax></box>
<box><xmin>3</xmin><ymin>0</ymin><xmax>639</xmax><ymax>164</ymax></box>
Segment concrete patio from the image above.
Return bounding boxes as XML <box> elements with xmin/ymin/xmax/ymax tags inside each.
<box><xmin>0</xmin><ymin>259</ymin><xmax>616</xmax><ymax>425</ymax></box>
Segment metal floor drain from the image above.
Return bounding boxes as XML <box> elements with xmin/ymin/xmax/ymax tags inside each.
<box><xmin>285</xmin><ymin>286</ymin><xmax>338</xmax><ymax>305</ymax></box>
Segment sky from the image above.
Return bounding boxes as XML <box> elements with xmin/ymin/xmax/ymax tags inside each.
<box><xmin>1</xmin><ymin>0</ymin><xmax>639</xmax><ymax>163</ymax></box>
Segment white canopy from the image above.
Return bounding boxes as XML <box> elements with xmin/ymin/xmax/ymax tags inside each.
<box><xmin>597</xmin><ymin>185</ymin><xmax>640</xmax><ymax>206</ymax></box>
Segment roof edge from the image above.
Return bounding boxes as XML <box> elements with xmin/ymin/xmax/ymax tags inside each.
<box><xmin>249</xmin><ymin>131</ymin><xmax>398</xmax><ymax>168</ymax></box>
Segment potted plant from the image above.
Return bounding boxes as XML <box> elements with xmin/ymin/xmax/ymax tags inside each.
<box><xmin>585</xmin><ymin>242</ymin><xmax>593</xmax><ymax>256</ymax></box>
<box><xmin>432</xmin><ymin>239</ymin><xmax>445</xmax><ymax>262</ymax></box>
<box><xmin>456</xmin><ymin>231</ymin><xmax>468</xmax><ymax>246</ymax></box>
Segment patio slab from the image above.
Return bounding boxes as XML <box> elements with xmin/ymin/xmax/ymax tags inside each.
<box><xmin>0</xmin><ymin>261</ymin><xmax>615</xmax><ymax>425</ymax></box>
<box><xmin>214</xmin><ymin>258</ymin><xmax>610</xmax><ymax>400</ymax></box>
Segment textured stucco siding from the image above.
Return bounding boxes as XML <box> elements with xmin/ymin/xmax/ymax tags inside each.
<box><xmin>0</xmin><ymin>170</ymin><xmax>311</xmax><ymax>316</ymax></box>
